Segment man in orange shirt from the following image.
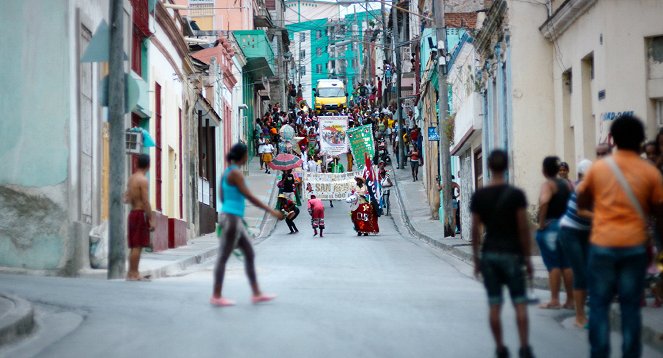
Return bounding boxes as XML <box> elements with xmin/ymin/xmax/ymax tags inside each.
<box><xmin>577</xmin><ymin>115</ymin><xmax>663</xmax><ymax>358</ymax></box>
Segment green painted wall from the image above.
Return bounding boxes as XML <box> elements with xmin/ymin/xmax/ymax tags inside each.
<box><xmin>0</xmin><ymin>0</ymin><xmax>72</xmax><ymax>272</ymax></box>
<box><xmin>0</xmin><ymin>0</ymin><xmax>70</xmax><ymax>187</ymax></box>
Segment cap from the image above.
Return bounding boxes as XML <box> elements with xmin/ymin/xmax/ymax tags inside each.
<box><xmin>278</xmin><ymin>194</ymin><xmax>286</xmax><ymax>199</ymax></box>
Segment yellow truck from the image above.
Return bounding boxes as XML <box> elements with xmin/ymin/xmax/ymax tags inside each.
<box><xmin>313</xmin><ymin>79</ymin><xmax>347</xmax><ymax>113</ymax></box>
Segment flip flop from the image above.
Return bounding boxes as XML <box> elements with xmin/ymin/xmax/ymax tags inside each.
<box><xmin>538</xmin><ymin>302</ymin><xmax>561</xmax><ymax>309</ymax></box>
<box><xmin>210</xmin><ymin>296</ymin><xmax>235</xmax><ymax>307</ymax></box>
<box><xmin>252</xmin><ymin>294</ymin><xmax>277</xmax><ymax>304</ymax></box>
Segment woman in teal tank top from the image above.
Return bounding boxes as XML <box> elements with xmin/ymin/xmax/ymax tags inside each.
<box><xmin>210</xmin><ymin>143</ymin><xmax>284</xmax><ymax>307</ymax></box>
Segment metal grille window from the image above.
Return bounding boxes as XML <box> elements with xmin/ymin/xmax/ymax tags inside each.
<box><xmin>316</xmin><ymin>47</ymin><xmax>322</xmax><ymax>56</ymax></box>
<box><xmin>300</xmin><ymin>66</ymin><xmax>306</xmax><ymax>75</ymax></box>
<box><xmin>300</xmin><ymin>32</ymin><xmax>306</xmax><ymax>41</ymax></box>
<box><xmin>316</xmin><ymin>64</ymin><xmax>322</xmax><ymax>74</ymax></box>
<box><xmin>300</xmin><ymin>49</ymin><xmax>306</xmax><ymax>59</ymax></box>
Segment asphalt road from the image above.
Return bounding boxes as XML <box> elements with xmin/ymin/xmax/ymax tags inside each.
<box><xmin>0</xmin><ymin>200</ymin><xmax>660</xmax><ymax>358</ymax></box>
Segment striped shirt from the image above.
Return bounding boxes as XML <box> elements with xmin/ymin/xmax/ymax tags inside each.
<box><xmin>559</xmin><ymin>192</ymin><xmax>591</xmax><ymax>231</ymax></box>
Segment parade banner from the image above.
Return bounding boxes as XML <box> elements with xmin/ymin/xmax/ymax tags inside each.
<box><xmin>346</xmin><ymin>124</ymin><xmax>375</xmax><ymax>169</ymax></box>
<box><xmin>318</xmin><ymin>116</ymin><xmax>348</xmax><ymax>156</ymax></box>
<box><xmin>304</xmin><ymin>171</ymin><xmax>362</xmax><ymax>201</ymax></box>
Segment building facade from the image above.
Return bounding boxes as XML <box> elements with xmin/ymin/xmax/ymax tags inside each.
<box><xmin>541</xmin><ymin>0</ymin><xmax>663</xmax><ymax>176</ymax></box>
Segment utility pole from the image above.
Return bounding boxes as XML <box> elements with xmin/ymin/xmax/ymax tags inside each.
<box><xmin>434</xmin><ymin>0</ymin><xmax>452</xmax><ymax>233</ymax></box>
<box><xmin>392</xmin><ymin>2</ymin><xmax>405</xmax><ymax>169</ymax></box>
<box><xmin>381</xmin><ymin>0</ymin><xmax>387</xmax><ymax>107</ymax></box>
<box><xmin>108</xmin><ymin>0</ymin><xmax>126</xmax><ymax>279</ymax></box>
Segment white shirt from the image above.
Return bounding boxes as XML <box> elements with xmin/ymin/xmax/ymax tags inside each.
<box><xmin>263</xmin><ymin>144</ymin><xmax>274</xmax><ymax>154</ymax></box>
<box><xmin>257</xmin><ymin>139</ymin><xmax>267</xmax><ymax>153</ymax></box>
<box><xmin>307</xmin><ymin>160</ymin><xmax>319</xmax><ymax>172</ymax></box>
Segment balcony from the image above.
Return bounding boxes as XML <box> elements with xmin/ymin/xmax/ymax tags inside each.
<box><xmin>254</xmin><ymin>0</ymin><xmax>275</xmax><ymax>28</ymax></box>
<box><xmin>233</xmin><ymin>30</ymin><xmax>276</xmax><ymax>79</ymax></box>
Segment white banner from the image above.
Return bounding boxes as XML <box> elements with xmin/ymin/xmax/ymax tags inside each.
<box><xmin>304</xmin><ymin>171</ymin><xmax>362</xmax><ymax>201</ymax></box>
<box><xmin>318</xmin><ymin>116</ymin><xmax>348</xmax><ymax>156</ymax></box>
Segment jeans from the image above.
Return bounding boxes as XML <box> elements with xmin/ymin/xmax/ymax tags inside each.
<box><xmin>588</xmin><ymin>244</ymin><xmax>647</xmax><ymax>358</ymax></box>
<box><xmin>480</xmin><ymin>252</ymin><xmax>527</xmax><ymax>306</ymax></box>
<box><xmin>536</xmin><ymin>219</ymin><xmax>569</xmax><ymax>270</ymax></box>
<box><xmin>559</xmin><ymin>226</ymin><xmax>590</xmax><ymax>290</ymax></box>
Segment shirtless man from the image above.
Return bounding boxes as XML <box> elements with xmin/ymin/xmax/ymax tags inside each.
<box><xmin>123</xmin><ymin>154</ymin><xmax>155</xmax><ymax>281</ymax></box>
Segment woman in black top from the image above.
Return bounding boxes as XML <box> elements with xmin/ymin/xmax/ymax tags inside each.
<box><xmin>536</xmin><ymin>156</ymin><xmax>574</xmax><ymax>310</ymax></box>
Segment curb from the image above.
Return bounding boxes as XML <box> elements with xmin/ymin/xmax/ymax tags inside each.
<box><xmin>391</xmin><ymin>172</ymin><xmax>551</xmax><ymax>289</ymax></box>
<box><xmin>0</xmin><ymin>293</ymin><xmax>34</xmax><ymax>346</ymax></box>
<box><xmin>142</xmin><ymin>241</ymin><xmax>219</xmax><ymax>280</ymax></box>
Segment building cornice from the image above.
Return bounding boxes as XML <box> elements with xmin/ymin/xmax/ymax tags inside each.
<box><xmin>474</xmin><ymin>0</ymin><xmax>506</xmax><ymax>56</ymax></box>
<box><xmin>539</xmin><ymin>0</ymin><xmax>597</xmax><ymax>41</ymax></box>
<box><xmin>155</xmin><ymin>2</ymin><xmax>191</xmax><ymax>67</ymax></box>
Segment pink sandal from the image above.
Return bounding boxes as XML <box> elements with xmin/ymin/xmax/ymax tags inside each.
<box><xmin>210</xmin><ymin>296</ymin><xmax>236</xmax><ymax>307</ymax></box>
<box><xmin>252</xmin><ymin>294</ymin><xmax>277</xmax><ymax>304</ymax></box>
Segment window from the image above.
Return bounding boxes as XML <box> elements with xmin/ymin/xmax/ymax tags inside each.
<box><xmin>300</xmin><ymin>49</ymin><xmax>306</xmax><ymax>59</ymax></box>
<box><xmin>353</xmin><ymin>43</ymin><xmax>358</xmax><ymax>51</ymax></box>
<box><xmin>316</xmin><ymin>64</ymin><xmax>322</xmax><ymax>74</ymax></box>
<box><xmin>316</xmin><ymin>47</ymin><xmax>322</xmax><ymax>56</ymax></box>
<box><xmin>300</xmin><ymin>32</ymin><xmax>306</xmax><ymax>41</ymax></box>
<box><xmin>316</xmin><ymin>30</ymin><xmax>322</xmax><ymax>39</ymax></box>
<box><xmin>300</xmin><ymin>65</ymin><xmax>306</xmax><ymax>75</ymax></box>
<box><xmin>352</xmin><ymin>58</ymin><xmax>359</xmax><ymax>68</ymax></box>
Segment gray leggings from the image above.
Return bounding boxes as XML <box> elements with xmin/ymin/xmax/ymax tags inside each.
<box><xmin>214</xmin><ymin>214</ymin><xmax>257</xmax><ymax>291</ymax></box>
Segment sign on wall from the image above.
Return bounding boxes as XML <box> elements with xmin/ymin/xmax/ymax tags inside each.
<box><xmin>427</xmin><ymin>127</ymin><xmax>440</xmax><ymax>141</ymax></box>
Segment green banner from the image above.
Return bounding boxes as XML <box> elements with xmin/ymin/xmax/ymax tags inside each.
<box><xmin>346</xmin><ymin>125</ymin><xmax>375</xmax><ymax>169</ymax></box>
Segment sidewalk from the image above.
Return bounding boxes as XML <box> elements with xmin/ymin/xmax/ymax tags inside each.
<box><xmin>79</xmin><ymin>157</ymin><xmax>279</xmax><ymax>280</ymax></box>
<box><xmin>389</xmin><ymin>164</ymin><xmax>663</xmax><ymax>351</ymax></box>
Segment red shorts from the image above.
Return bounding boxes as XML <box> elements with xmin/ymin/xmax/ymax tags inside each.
<box><xmin>128</xmin><ymin>210</ymin><xmax>150</xmax><ymax>248</ymax></box>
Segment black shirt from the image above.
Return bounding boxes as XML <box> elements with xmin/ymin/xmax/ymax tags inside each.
<box><xmin>470</xmin><ymin>184</ymin><xmax>527</xmax><ymax>254</ymax></box>
<box><xmin>546</xmin><ymin>178</ymin><xmax>571</xmax><ymax>220</ymax></box>
<box><xmin>283</xmin><ymin>174</ymin><xmax>295</xmax><ymax>193</ymax></box>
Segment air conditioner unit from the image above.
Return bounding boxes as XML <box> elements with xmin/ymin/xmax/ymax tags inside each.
<box><xmin>125</xmin><ymin>129</ymin><xmax>143</xmax><ymax>154</ymax></box>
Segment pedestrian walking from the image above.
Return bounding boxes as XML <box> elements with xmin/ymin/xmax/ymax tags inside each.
<box><xmin>536</xmin><ymin>156</ymin><xmax>574</xmax><ymax>310</ymax></box>
<box><xmin>408</xmin><ymin>145</ymin><xmax>420</xmax><ymax>181</ymax></box>
<box><xmin>257</xmin><ymin>135</ymin><xmax>267</xmax><ymax>170</ymax></box>
<box><xmin>307</xmin><ymin>194</ymin><xmax>325</xmax><ymax>237</ymax></box>
<box><xmin>470</xmin><ymin>149</ymin><xmax>535</xmax><ymax>358</ymax></box>
<box><xmin>262</xmin><ymin>139</ymin><xmax>274</xmax><ymax>174</ymax></box>
<box><xmin>558</xmin><ymin>158</ymin><xmax>594</xmax><ymax>329</ymax></box>
<box><xmin>279</xmin><ymin>194</ymin><xmax>299</xmax><ymax>234</ymax></box>
<box><xmin>577</xmin><ymin>115</ymin><xmax>663</xmax><ymax>358</ymax></box>
<box><xmin>123</xmin><ymin>154</ymin><xmax>155</xmax><ymax>281</ymax></box>
<box><xmin>211</xmin><ymin>143</ymin><xmax>284</xmax><ymax>307</ymax></box>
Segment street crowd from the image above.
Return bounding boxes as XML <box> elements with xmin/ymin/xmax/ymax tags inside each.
<box><xmin>471</xmin><ymin>115</ymin><xmax>663</xmax><ymax>358</ymax></box>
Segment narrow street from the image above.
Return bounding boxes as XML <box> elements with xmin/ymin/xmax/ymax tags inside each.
<box><xmin>2</xmin><ymin>183</ymin><xmax>660</xmax><ymax>358</ymax></box>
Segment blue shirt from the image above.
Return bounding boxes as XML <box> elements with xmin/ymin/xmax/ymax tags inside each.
<box><xmin>221</xmin><ymin>165</ymin><xmax>245</xmax><ymax>217</ymax></box>
<box><xmin>559</xmin><ymin>192</ymin><xmax>591</xmax><ymax>231</ymax></box>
